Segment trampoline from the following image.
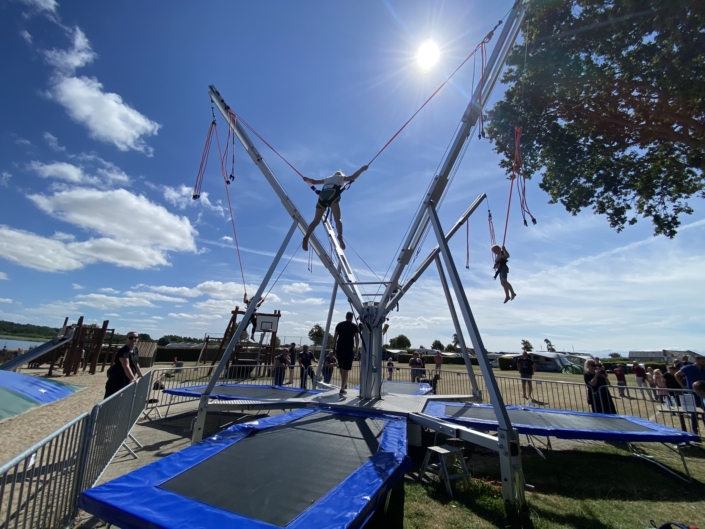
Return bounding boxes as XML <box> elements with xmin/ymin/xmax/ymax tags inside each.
<box><xmin>423</xmin><ymin>402</ymin><xmax>700</xmax><ymax>443</ymax></box>
<box><xmin>163</xmin><ymin>383</ymin><xmax>323</xmax><ymax>401</ymax></box>
<box><xmin>80</xmin><ymin>407</ymin><xmax>410</xmax><ymax>529</ymax></box>
<box><xmin>355</xmin><ymin>381</ymin><xmax>433</xmax><ymax>396</ymax></box>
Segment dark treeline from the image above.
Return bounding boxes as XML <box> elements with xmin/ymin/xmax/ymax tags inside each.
<box><xmin>0</xmin><ymin>320</ymin><xmax>60</xmax><ymax>340</ymax></box>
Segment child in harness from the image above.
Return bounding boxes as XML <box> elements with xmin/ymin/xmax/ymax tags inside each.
<box><xmin>492</xmin><ymin>244</ymin><xmax>517</xmax><ymax>304</ymax></box>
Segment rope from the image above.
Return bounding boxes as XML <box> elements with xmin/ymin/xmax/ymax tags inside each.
<box><xmin>367</xmin><ymin>21</ymin><xmax>501</xmax><ymax>166</ymax></box>
<box><xmin>193</xmin><ymin>119</ymin><xmax>216</xmax><ymax>200</ymax></box>
<box><xmin>513</xmin><ymin>126</ymin><xmax>537</xmax><ymax>227</ymax></box>
<box><xmin>263</xmin><ymin>247</ymin><xmax>299</xmax><ymax>302</ymax></box>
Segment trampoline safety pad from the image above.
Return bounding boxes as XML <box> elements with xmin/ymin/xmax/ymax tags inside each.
<box><xmin>79</xmin><ymin>407</ymin><xmax>410</xmax><ymax>529</ymax></box>
<box><xmin>163</xmin><ymin>383</ymin><xmax>323</xmax><ymax>401</ymax></box>
<box><xmin>423</xmin><ymin>402</ymin><xmax>700</xmax><ymax>443</ymax></box>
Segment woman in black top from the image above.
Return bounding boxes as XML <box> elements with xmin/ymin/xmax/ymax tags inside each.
<box><xmin>584</xmin><ymin>360</ymin><xmax>616</xmax><ymax>414</ymax></box>
<box><xmin>105</xmin><ymin>333</ymin><xmax>143</xmax><ymax>398</ymax></box>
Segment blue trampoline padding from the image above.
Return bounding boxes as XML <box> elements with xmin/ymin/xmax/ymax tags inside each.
<box><xmin>163</xmin><ymin>383</ymin><xmax>323</xmax><ymax>400</ymax></box>
<box><xmin>353</xmin><ymin>381</ymin><xmax>433</xmax><ymax>396</ymax></box>
<box><xmin>424</xmin><ymin>401</ymin><xmax>700</xmax><ymax>444</ymax></box>
<box><xmin>0</xmin><ymin>370</ymin><xmax>80</xmax><ymax>405</ymax></box>
<box><xmin>79</xmin><ymin>407</ymin><xmax>410</xmax><ymax>529</ymax></box>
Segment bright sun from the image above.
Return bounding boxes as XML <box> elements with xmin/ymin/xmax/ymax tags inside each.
<box><xmin>417</xmin><ymin>41</ymin><xmax>440</xmax><ymax>70</ymax></box>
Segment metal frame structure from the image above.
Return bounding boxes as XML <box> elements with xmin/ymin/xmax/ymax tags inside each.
<box><xmin>192</xmin><ymin>0</ymin><xmax>531</xmax><ymax>508</ymax></box>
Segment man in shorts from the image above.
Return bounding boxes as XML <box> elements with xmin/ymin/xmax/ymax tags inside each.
<box><xmin>333</xmin><ymin>311</ymin><xmax>359</xmax><ymax>396</ymax></box>
<box><xmin>516</xmin><ymin>351</ymin><xmax>536</xmax><ymax>400</ymax></box>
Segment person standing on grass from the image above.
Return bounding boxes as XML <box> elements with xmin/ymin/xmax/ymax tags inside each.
<box><xmin>387</xmin><ymin>357</ymin><xmax>395</xmax><ymax>381</ymax></box>
<box><xmin>435</xmin><ymin>350</ymin><xmax>443</xmax><ymax>372</ymax></box>
<box><xmin>675</xmin><ymin>355</ymin><xmax>705</xmax><ymax>393</ymax></box>
<box><xmin>287</xmin><ymin>342</ymin><xmax>297</xmax><ymax>385</ymax></box>
<box><xmin>272</xmin><ymin>349</ymin><xmax>290</xmax><ymax>386</ymax></box>
<box><xmin>631</xmin><ymin>362</ymin><xmax>648</xmax><ymax>394</ymax></box>
<box><xmin>105</xmin><ymin>332</ymin><xmax>143</xmax><ymax>399</ymax></box>
<box><xmin>516</xmin><ymin>351</ymin><xmax>536</xmax><ymax>401</ymax></box>
<box><xmin>613</xmin><ymin>364</ymin><xmax>628</xmax><ymax>398</ymax></box>
<box><xmin>653</xmin><ymin>369</ymin><xmax>669</xmax><ymax>405</ymax></box>
<box><xmin>664</xmin><ymin>365</ymin><xmax>682</xmax><ymax>406</ymax></box>
<box><xmin>322</xmin><ymin>350</ymin><xmax>338</xmax><ymax>384</ymax></box>
<box><xmin>298</xmin><ymin>344</ymin><xmax>317</xmax><ymax>389</ymax></box>
<box><xmin>409</xmin><ymin>351</ymin><xmax>424</xmax><ymax>382</ymax></box>
<box><xmin>332</xmin><ymin>312</ymin><xmax>359</xmax><ymax>396</ymax></box>
<box><xmin>584</xmin><ymin>360</ymin><xmax>616</xmax><ymax>414</ymax></box>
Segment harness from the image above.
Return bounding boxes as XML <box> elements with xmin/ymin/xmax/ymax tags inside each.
<box><xmin>314</xmin><ymin>181</ymin><xmax>352</xmax><ymax>210</ymax></box>
<box><xmin>493</xmin><ymin>255</ymin><xmax>509</xmax><ymax>280</ymax></box>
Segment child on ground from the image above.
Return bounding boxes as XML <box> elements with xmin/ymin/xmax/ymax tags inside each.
<box><xmin>653</xmin><ymin>369</ymin><xmax>669</xmax><ymax>405</ymax></box>
<box><xmin>492</xmin><ymin>244</ymin><xmax>516</xmax><ymax>304</ymax></box>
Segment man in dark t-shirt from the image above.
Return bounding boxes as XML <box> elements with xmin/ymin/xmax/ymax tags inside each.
<box><xmin>333</xmin><ymin>311</ymin><xmax>359</xmax><ymax>396</ymax></box>
<box><xmin>298</xmin><ymin>344</ymin><xmax>317</xmax><ymax>389</ymax></box>
<box><xmin>105</xmin><ymin>332</ymin><xmax>143</xmax><ymax>398</ymax></box>
<box><xmin>516</xmin><ymin>351</ymin><xmax>536</xmax><ymax>400</ymax></box>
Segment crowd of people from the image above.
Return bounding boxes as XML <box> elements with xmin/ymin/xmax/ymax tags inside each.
<box><xmin>583</xmin><ymin>355</ymin><xmax>705</xmax><ymax>415</ymax></box>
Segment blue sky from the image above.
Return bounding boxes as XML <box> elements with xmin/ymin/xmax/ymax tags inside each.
<box><xmin>0</xmin><ymin>0</ymin><xmax>703</xmax><ymax>355</ymax></box>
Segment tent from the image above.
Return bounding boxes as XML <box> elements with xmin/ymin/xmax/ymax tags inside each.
<box><xmin>0</xmin><ymin>370</ymin><xmax>82</xmax><ymax>422</ymax></box>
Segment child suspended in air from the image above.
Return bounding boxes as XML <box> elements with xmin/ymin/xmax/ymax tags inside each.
<box><xmin>492</xmin><ymin>244</ymin><xmax>516</xmax><ymax>304</ymax></box>
<box><xmin>301</xmin><ymin>165</ymin><xmax>368</xmax><ymax>251</ymax></box>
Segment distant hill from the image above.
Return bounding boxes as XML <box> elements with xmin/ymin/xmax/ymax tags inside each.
<box><xmin>0</xmin><ymin>320</ymin><xmax>60</xmax><ymax>341</ymax></box>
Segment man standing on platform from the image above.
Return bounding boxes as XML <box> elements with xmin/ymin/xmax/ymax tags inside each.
<box><xmin>105</xmin><ymin>332</ymin><xmax>143</xmax><ymax>398</ymax></box>
<box><xmin>333</xmin><ymin>312</ymin><xmax>359</xmax><ymax>397</ymax></box>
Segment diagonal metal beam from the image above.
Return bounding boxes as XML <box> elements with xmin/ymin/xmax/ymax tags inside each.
<box><xmin>375</xmin><ymin>0</ymin><xmax>531</xmax><ymax>320</ymax></box>
<box><xmin>208</xmin><ymin>85</ymin><xmax>363</xmax><ymax>314</ymax></box>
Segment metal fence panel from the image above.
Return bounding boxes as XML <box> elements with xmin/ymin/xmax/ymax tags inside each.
<box><xmin>0</xmin><ymin>414</ymin><xmax>89</xmax><ymax>529</ymax></box>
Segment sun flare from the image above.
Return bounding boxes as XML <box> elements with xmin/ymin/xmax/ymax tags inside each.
<box><xmin>417</xmin><ymin>41</ymin><xmax>440</xmax><ymax>70</ymax></box>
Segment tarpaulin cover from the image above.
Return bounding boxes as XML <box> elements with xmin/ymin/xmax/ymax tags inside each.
<box><xmin>80</xmin><ymin>407</ymin><xmax>410</xmax><ymax>529</ymax></box>
<box><xmin>0</xmin><ymin>370</ymin><xmax>82</xmax><ymax>422</ymax></box>
<box><xmin>424</xmin><ymin>401</ymin><xmax>700</xmax><ymax>443</ymax></box>
<box><xmin>163</xmin><ymin>383</ymin><xmax>322</xmax><ymax>401</ymax></box>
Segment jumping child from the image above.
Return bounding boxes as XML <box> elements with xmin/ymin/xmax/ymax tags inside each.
<box><xmin>302</xmin><ymin>165</ymin><xmax>368</xmax><ymax>251</ymax></box>
<box><xmin>492</xmin><ymin>244</ymin><xmax>516</xmax><ymax>303</ymax></box>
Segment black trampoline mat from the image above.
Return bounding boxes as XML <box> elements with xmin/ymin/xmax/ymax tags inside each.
<box><xmin>209</xmin><ymin>385</ymin><xmax>316</xmax><ymax>399</ymax></box>
<box><xmin>445</xmin><ymin>406</ymin><xmax>652</xmax><ymax>432</ymax></box>
<box><xmin>160</xmin><ymin>413</ymin><xmax>385</xmax><ymax>527</ymax></box>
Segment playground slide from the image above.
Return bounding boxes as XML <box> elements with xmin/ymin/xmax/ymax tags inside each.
<box><xmin>0</xmin><ymin>337</ymin><xmax>70</xmax><ymax>372</ymax></box>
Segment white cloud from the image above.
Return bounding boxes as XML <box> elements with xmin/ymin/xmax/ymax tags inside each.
<box><xmin>0</xmin><ymin>272</ymin><xmax>8</xmax><ymax>280</ymax></box>
<box><xmin>143</xmin><ymin>285</ymin><xmax>201</xmax><ymax>298</ymax></box>
<box><xmin>28</xmin><ymin>188</ymin><xmax>197</xmax><ymax>252</ymax></box>
<box><xmin>20</xmin><ymin>30</ymin><xmax>33</xmax><ymax>44</ymax></box>
<box><xmin>19</xmin><ymin>0</ymin><xmax>58</xmax><ymax>13</ymax></box>
<box><xmin>52</xmin><ymin>231</ymin><xmax>75</xmax><ymax>241</ymax></box>
<box><xmin>192</xmin><ymin>298</ymin><xmax>238</xmax><ymax>314</ymax></box>
<box><xmin>47</xmin><ymin>76</ymin><xmax>161</xmax><ymax>155</ymax></box>
<box><xmin>15</xmin><ymin>137</ymin><xmax>32</xmax><ymax>147</ymax></box>
<box><xmin>0</xmin><ymin>189</ymin><xmax>197</xmax><ymax>272</ymax></box>
<box><xmin>221</xmin><ymin>236</ymin><xmax>233</xmax><ymax>242</ymax></box>
<box><xmin>0</xmin><ymin>173</ymin><xmax>10</xmax><ymax>187</ymax></box>
<box><xmin>99</xmin><ymin>288</ymin><xmax>120</xmax><ymax>294</ymax></box>
<box><xmin>282</xmin><ymin>282</ymin><xmax>312</xmax><ymax>294</ymax></box>
<box><xmin>104</xmin><ymin>312</ymin><xmax>120</xmax><ymax>317</ymax></box>
<box><xmin>28</xmin><ymin>161</ymin><xmax>99</xmax><ymax>184</ymax></box>
<box><xmin>126</xmin><ymin>292</ymin><xmax>186</xmax><ymax>303</ymax></box>
<box><xmin>72</xmin><ymin>283</ymin><xmax>84</xmax><ymax>290</ymax></box>
<box><xmin>0</xmin><ymin>298</ymin><xmax>12</xmax><ymax>303</ymax></box>
<box><xmin>43</xmin><ymin>132</ymin><xmax>66</xmax><ymax>151</ymax></box>
<box><xmin>167</xmin><ymin>312</ymin><xmax>222</xmax><ymax>320</ymax></box>
<box><xmin>74</xmin><ymin>293</ymin><xmax>155</xmax><ymax>310</ymax></box>
<box><xmin>43</xmin><ymin>27</ymin><xmax>96</xmax><ymax>75</ymax></box>
<box><xmin>300</xmin><ymin>297</ymin><xmax>326</xmax><ymax>305</ymax></box>
<box><xmin>161</xmin><ymin>184</ymin><xmax>225</xmax><ymax>216</ymax></box>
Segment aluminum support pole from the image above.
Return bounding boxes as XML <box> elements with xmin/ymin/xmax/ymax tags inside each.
<box><xmin>388</xmin><ymin>193</ymin><xmax>486</xmax><ymax>309</ymax></box>
<box><xmin>427</xmin><ymin>201</ymin><xmax>525</xmax><ymax>508</ymax></box>
<box><xmin>208</xmin><ymin>86</ymin><xmax>363</xmax><ymax>314</ymax></box>
<box><xmin>376</xmin><ymin>1</ymin><xmax>530</xmax><ymax>321</ymax></box>
<box><xmin>434</xmin><ymin>256</ymin><xmax>480</xmax><ymax>397</ymax></box>
<box><xmin>316</xmin><ymin>276</ymin><xmax>339</xmax><ymax>381</ymax></box>
<box><xmin>358</xmin><ymin>304</ymin><xmax>383</xmax><ymax>400</ymax></box>
<box><xmin>191</xmin><ymin>220</ymin><xmax>298</xmax><ymax>444</ymax></box>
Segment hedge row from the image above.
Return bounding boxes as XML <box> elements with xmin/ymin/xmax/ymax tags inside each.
<box><xmin>396</xmin><ymin>353</ymin><xmax>477</xmax><ymax>366</ymax></box>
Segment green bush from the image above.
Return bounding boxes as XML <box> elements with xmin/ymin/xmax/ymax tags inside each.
<box><xmin>395</xmin><ymin>353</ymin><xmax>477</xmax><ymax>366</ymax></box>
<box><xmin>498</xmin><ymin>355</ymin><xmax>515</xmax><ymax>371</ymax></box>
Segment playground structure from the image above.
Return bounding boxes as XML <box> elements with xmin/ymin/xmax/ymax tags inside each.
<box><xmin>197</xmin><ymin>307</ymin><xmax>281</xmax><ymax>375</ymax></box>
<box><xmin>188</xmin><ymin>0</ymin><xmax>532</xmax><ymax>510</ymax></box>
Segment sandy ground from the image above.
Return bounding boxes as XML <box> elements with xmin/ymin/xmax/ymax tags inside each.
<box><xmin>0</xmin><ymin>367</ymin><xmax>115</xmax><ymax>465</ymax></box>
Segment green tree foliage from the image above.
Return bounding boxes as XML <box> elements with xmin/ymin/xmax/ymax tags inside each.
<box><xmin>486</xmin><ymin>0</ymin><xmax>705</xmax><ymax>237</ymax></box>
<box><xmin>138</xmin><ymin>333</ymin><xmax>152</xmax><ymax>341</ymax></box>
<box><xmin>544</xmin><ymin>338</ymin><xmax>556</xmax><ymax>352</ymax></box>
<box><xmin>608</xmin><ymin>352</ymin><xmax>622</xmax><ymax>358</ymax></box>
<box><xmin>431</xmin><ymin>340</ymin><xmax>445</xmax><ymax>351</ymax></box>
<box><xmin>308</xmin><ymin>324</ymin><xmax>325</xmax><ymax>346</ymax></box>
<box><xmin>444</xmin><ymin>343</ymin><xmax>457</xmax><ymax>352</ymax></box>
<box><xmin>389</xmin><ymin>334</ymin><xmax>411</xmax><ymax>349</ymax></box>
<box><xmin>157</xmin><ymin>335</ymin><xmax>201</xmax><ymax>346</ymax></box>
<box><xmin>521</xmin><ymin>339</ymin><xmax>534</xmax><ymax>353</ymax></box>
<box><xmin>0</xmin><ymin>320</ymin><xmax>60</xmax><ymax>340</ymax></box>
